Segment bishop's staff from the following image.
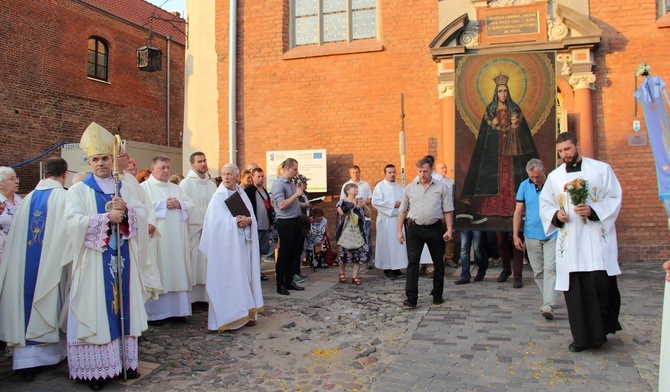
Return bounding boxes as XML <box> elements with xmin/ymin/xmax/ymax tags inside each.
<box><xmin>112</xmin><ymin>135</ymin><xmax>128</xmax><ymax>381</ymax></box>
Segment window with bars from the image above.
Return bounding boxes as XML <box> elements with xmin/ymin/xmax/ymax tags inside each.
<box><xmin>293</xmin><ymin>0</ymin><xmax>377</xmax><ymax>47</ymax></box>
<box><xmin>88</xmin><ymin>37</ymin><xmax>108</xmax><ymax>81</ymax></box>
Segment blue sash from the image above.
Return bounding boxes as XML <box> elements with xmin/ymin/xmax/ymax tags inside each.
<box><xmin>23</xmin><ymin>189</ymin><xmax>52</xmax><ymax>345</ymax></box>
<box><xmin>82</xmin><ymin>174</ymin><xmax>130</xmax><ymax>340</ymax></box>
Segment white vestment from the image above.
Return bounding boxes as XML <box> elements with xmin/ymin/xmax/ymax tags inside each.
<box><xmin>180</xmin><ymin>169</ymin><xmax>217</xmax><ymax>303</ymax></box>
<box><xmin>141</xmin><ymin>175</ymin><xmax>194</xmax><ymax>320</ymax></box>
<box><xmin>0</xmin><ymin>179</ymin><xmax>68</xmax><ymax>369</ymax></box>
<box><xmin>65</xmin><ymin>175</ymin><xmax>148</xmax><ymax>380</ymax></box>
<box><xmin>372</xmin><ymin>180</ymin><xmax>408</xmax><ymax>270</ymax></box>
<box><xmin>539</xmin><ymin>158</ymin><xmax>622</xmax><ymax>291</ymax></box>
<box><xmin>200</xmin><ymin>184</ymin><xmax>264</xmax><ymax>332</ymax></box>
<box><xmin>121</xmin><ymin>173</ymin><xmax>162</xmax><ymax>300</ymax></box>
<box><xmin>661</xmin><ymin>281</ymin><xmax>670</xmax><ymax>391</ymax></box>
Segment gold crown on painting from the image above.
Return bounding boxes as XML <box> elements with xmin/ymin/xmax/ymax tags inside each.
<box><xmin>493</xmin><ymin>72</ymin><xmax>510</xmax><ymax>86</ymax></box>
<box><xmin>80</xmin><ymin>122</ymin><xmax>115</xmax><ymax>158</ymax></box>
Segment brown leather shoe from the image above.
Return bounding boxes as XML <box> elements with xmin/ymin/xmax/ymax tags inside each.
<box><xmin>445</xmin><ymin>259</ymin><xmax>459</xmax><ymax>268</ymax></box>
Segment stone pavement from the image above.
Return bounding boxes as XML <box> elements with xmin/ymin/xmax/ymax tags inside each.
<box><xmin>0</xmin><ymin>261</ymin><xmax>664</xmax><ymax>391</ymax></box>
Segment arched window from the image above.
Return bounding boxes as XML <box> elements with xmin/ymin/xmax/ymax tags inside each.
<box><xmin>88</xmin><ymin>37</ymin><xmax>108</xmax><ymax>81</ymax></box>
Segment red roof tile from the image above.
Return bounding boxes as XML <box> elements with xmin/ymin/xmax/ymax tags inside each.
<box><xmin>80</xmin><ymin>0</ymin><xmax>186</xmax><ymax>45</ymax></box>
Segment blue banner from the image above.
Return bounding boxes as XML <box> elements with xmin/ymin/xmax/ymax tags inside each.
<box><xmin>635</xmin><ymin>76</ymin><xmax>670</xmax><ymax>209</ymax></box>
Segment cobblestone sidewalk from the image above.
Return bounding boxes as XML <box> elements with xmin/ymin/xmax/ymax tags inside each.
<box><xmin>0</xmin><ymin>262</ymin><xmax>664</xmax><ymax>391</ymax></box>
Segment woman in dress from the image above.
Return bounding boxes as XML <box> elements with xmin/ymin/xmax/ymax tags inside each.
<box><xmin>0</xmin><ymin>166</ymin><xmax>22</xmax><ymax>259</ymax></box>
<box><xmin>461</xmin><ymin>73</ymin><xmax>539</xmax><ymax>217</ymax></box>
<box><xmin>335</xmin><ymin>183</ymin><xmax>370</xmax><ymax>285</ymax></box>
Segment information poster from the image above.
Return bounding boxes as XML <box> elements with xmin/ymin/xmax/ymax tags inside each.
<box><xmin>266</xmin><ymin>149</ymin><xmax>327</xmax><ymax>192</ymax></box>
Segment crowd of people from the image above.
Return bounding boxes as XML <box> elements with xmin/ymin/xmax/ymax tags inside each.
<box><xmin>0</xmin><ymin>123</ymin><xmax>633</xmax><ymax>389</ymax></box>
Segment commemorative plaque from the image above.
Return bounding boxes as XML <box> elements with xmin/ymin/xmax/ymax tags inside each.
<box><xmin>478</xmin><ymin>3</ymin><xmax>547</xmax><ymax>45</ymax></box>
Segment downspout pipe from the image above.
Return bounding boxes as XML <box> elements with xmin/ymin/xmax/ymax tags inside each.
<box><xmin>167</xmin><ymin>35</ymin><xmax>171</xmax><ymax>146</ymax></box>
<box><xmin>229</xmin><ymin>0</ymin><xmax>237</xmax><ymax>164</ymax></box>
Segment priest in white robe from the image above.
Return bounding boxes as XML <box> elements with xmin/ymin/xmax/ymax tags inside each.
<box><xmin>65</xmin><ymin>123</ymin><xmax>149</xmax><ymax>388</ymax></box>
<box><xmin>0</xmin><ymin>158</ymin><xmax>70</xmax><ymax>380</ymax></box>
<box><xmin>200</xmin><ymin>164</ymin><xmax>264</xmax><ymax>332</ymax></box>
<box><xmin>539</xmin><ymin>132</ymin><xmax>622</xmax><ymax>353</ymax></box>
<box><xmin>117</xmin><ymin>146</ymin><xmax>162</xmax><ymax>301</ymax></box>
<box><xmin>141</xmin><ymin>155</ymin><xmax>194</xmax><ymax>323</ymax></box>
<box><xmin>180</xmin><ymin>152</ymin><xmax>216</xmax><ymax>304</ymax></box>
<box><xmin>371</xmin><ymin>164</ymin><xmax>407</xmax><ymax>280</ymax></box>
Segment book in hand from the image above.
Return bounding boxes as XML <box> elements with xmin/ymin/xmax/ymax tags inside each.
<box><xmin>225</xmin><ymin>191</ymin><xmax>251</xmax><ymax>217</ymax></box>
<box><xmin>308</xmin><ymin>196</ymin><xmax>325</xmax><ymax>204</ymax></box>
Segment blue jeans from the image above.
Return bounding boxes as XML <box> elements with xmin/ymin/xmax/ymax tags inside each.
<box><xmin>460</xmin><ymin>230</ymin><xmax>488</xmax><ymax>280</ymax></box>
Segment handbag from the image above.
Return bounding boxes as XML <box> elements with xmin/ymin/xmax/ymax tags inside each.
<box><xmin>337</xmin><ymin>213</ymin><xmax>364</xmax><ymax>249</ymax></box>
<box><xmin>324</xmin><ymin>233</ymin><xmax>337</xmax><ymax>266</ymax></box>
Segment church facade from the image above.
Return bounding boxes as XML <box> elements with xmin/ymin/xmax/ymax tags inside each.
<box><xmin>184</xmin><ymin>0</ymin><xmax>670</xmax><ymax>263</ymax></box>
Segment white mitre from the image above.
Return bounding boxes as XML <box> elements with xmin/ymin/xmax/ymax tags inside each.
<box><xmin>80</xmin><ymin>122</ymin><xmax>115</xmax><ymax>158</ymax></box>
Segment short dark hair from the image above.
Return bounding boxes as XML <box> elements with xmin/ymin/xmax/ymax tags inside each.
<box><xmin>422</xmin><ymin>155</ymin><xmax>435</xmax><ymax>164</ymax></box>
<box><xmin>384</xmin><ymin>164</ymin><xmax>396</xmax><ymax>173</ymax></box>
<box><xmin>417</xmin><ymin>157</ymin><xmax>433</xmax><ymax>169</ymax></box>
<box><xmin>43</xmin><ymin>157</ymin><xmax>68</xmax><ymax>178</ymax></box>
<box><xmin>312</xmin><ymin>207</ymin><xmax>324</xmax><ymax>217</ymax></box>
<box><xmin>251</xmin><ymin>167</ymin><xmax>264</xmax><ymax>175</ymax></box>
<box><xmin>152</xmin><ymin>155</ymin><xmax>171</xmax><ymax>164</ymax></box>
<box><xmin>349</xmin><ymin>165</ymin><xmax>361</xmax><ymax>171</ymax></box>
<box><xmin>556</xmin><ymin>132</ymin><xmax>577</xmax><ymax>145</ymax></box>
<box><xmin>189</xmin><ymin>151</ymin><xmax>205</xmax><ymax>164</ymax></box>
<box><xmin>282</xmin><ymin>158</ymin><xmax>298</xmax><ymax>169</ymax></box>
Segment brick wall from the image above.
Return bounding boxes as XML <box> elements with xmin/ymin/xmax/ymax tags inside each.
<box><xmin>216</xmin><ymin>0</ymin><xmax>441</xmax><ymax>242</ymax></box>
<box><xmin>591</xmin><ymin>0</ymin><xmax>670</xmax><ymax>263</ymax></box>
<box><xmin>0</xmin><ymin>0</ymin><xmax>184</xmax><ymax>193</ymax></box>
<box><xmin>214</xmin><ymin>0</ymin><xmax>670</xmax><ymax>263</ymax></box>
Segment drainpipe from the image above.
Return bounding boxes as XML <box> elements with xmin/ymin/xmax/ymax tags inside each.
<box><xmin>166</xmin><ymin>35</ymin><xmax>171</xmax><ymax>146</ymax></box>
<box><xmin>229</xmin><ymin>0</ymin><xmax>237</xmax><ymax>164</ymax></box>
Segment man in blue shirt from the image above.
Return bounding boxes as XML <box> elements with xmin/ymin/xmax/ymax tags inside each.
<box><xmin>512</xmin><ymin>159</ymin><xmax>557</xmax><ymax>320</ymax></box>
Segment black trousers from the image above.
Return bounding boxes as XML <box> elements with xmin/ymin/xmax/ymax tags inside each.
<box><xmin>405</xmin><ymin>221</ymin><xmax>445</xmax><ymax>303</ymax></box>
<box><xmin>564</xmin><ymin>271</ymin><xmax>622</xmax><ymax>347</ymax></box>
<box><xmin>275</xmin><ymin>218</ymin><xmax>303</xmax><ymax>286</ymax></box>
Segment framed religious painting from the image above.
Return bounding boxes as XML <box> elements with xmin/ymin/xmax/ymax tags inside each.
<box><xmin>453</xmin><ymin>52</ymin><xmax>557</xmax><ymax>231</ymax></box>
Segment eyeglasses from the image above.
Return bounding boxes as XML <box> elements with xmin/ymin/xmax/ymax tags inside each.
<box><xmin>118</xmin><ymin>153</ymin><xmax>128</xmax><ymax>158</ymax></box>
<box><xmin>3</xmin><ymin>177</ymin><xmax>18</xmax><ymax>182</ymax></box>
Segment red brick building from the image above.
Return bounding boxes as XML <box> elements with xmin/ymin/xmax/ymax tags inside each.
<box><xmin>0</xmin><ymin>0</ymin><xmax>185</xmax><ymax>192</ymax></box>
<box><xmin>187</xmin><ymin>0</ymin><xmax>670</xmax><ymax>263</ymax></box>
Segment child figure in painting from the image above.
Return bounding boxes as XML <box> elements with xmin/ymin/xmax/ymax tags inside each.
<box><xmin>503</xmin><ymin>110</ymin><xmax>528</xmax><ymax>156</ymax></box>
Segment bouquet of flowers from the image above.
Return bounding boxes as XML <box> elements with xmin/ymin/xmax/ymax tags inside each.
<box><xmin>564</xmin><ymin>178</ymin><xmax>589</xmax><ymax>223</ymax></box>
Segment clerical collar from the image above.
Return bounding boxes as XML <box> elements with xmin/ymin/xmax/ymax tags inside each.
<box><xmin>566</xmin><ymin>159</ymin><xmax>582</xmax><ymax>173</ymax></box>
<box><xmin>93</xmin><ymin>175</ymin><xmax>115</xmax><ymax>194</ymax></box>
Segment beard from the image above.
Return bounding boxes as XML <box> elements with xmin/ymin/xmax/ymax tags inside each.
<box><xmin>563</xmin><ymin>150</ymin><xmax>580</xmax><ymax>164</ymax></box>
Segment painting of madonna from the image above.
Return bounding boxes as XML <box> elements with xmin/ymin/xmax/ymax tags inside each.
<box><xmin>453</xmin><ymin>52</ymin><xmax>556</xmax><ymax>231</ymax></box>
<box><xmin>460</xmin><ymin>73</ymin><xmax>539</xmax><ymax>218</ymax></box>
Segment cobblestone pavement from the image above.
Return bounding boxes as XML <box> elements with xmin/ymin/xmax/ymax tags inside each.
<box><xmin>0</xmin><ymin>261</ymin><xmax>664</xmax><ymax>391</ymax></box>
